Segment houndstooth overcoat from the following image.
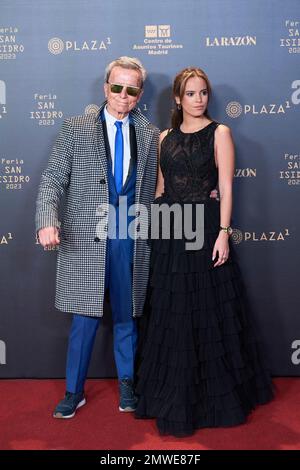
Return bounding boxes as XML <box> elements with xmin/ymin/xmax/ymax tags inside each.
<box><xmin>35</xmin><ymin>103</ymin><xmax>159</xmax><ymax>317</ymax></box>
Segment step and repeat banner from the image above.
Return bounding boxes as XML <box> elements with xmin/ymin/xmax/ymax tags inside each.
<box><xmin>0</xmin><ymin>0</ymin><xmax>299</xmax><ymax>377</ymax></box>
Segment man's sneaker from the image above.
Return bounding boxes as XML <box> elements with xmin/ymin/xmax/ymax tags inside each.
<box><xmin>53</xmin><ymin>391</ymin><xmax>86</xmax><ymax>419</ymax></box>
<box><xmin>119</xmin><ymin>378</ymin><xmax>138</xmax><ymax>412</ymax></box>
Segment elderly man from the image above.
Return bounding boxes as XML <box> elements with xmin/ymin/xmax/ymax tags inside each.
<box><xmin>36</xmin><ymin>57</ymin><xmax>159</xmax><ymax>418</ymax></box>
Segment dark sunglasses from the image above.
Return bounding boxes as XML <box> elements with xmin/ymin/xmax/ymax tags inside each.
<box><xmin>108</xmin><ymin>82</ymin><xmax>141</xmax><ymax>97</ymax></box>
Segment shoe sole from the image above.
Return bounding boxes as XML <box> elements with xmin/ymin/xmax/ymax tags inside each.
<box><xmin>119</xmin><ymin>405</ymin><xmax>136</xmax><ymax>413</ymax></box>
<box><xmin>53</xmin><ymin>398</ymin><xmax>86</xmax><ymax>419</ymax></box>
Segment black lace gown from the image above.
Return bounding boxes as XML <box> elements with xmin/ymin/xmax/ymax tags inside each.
<box><xmin>135</xmin><ymin>122</ymin><xmax>273</xmax><ymax>437</ymax></box>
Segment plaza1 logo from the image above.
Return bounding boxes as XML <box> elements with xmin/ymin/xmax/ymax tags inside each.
<box><xmin>30</xmin><ymin>93</ymin><xmax>63</xmax><ymax>126</ymax></box>
<box><xmin>0</xmin><ymin>158</ymin><xmax>30</xmax><ymax>190</ymax></box>
<box><xmin>138</xmin><ymin>103</ymin><xmax>149</xmax><ymax>114</ymax></box>
<box><xmin>226</xmin><ymin>99</ymin><xmax>292</xmax><ymax>118</ymax></box>
<box><xmin>85</xmin><ymin>103</ymin><xmax>149</xmax><ymax>116</ymax></box>
<box><xmin>291</xmin><ymin>340</ymin><xmax>300</xmax><ymax>365</ymax></box>
<box><xmin>231</xmin><ymin>228</ymin><xmax>291</xmax><ymax>244</ymax></box>
<box><xmin>226</xmin><ymin>79</ymin><xmax>300</xmax><ymax>118</ymax></box>
<box><xmin>48</xmin><ymin>36</ymin><xmax>112</xmax><ymax>54</ymax></box>
<box><xmin>85</xmin><ymin>104</ymin><xmax>100</xmax><ymax>115</ymax></box>
<box><xmin>0</xmin><ymin>26</ymin><xmax>25</xmax><ymax>60</ymax></box>
<box><xmin>279</xmin><ymin>152</ymin><xmax>300</xmax><ymax>186</ymax></box>
<box><xmin>280</xmin><ymin>19</ymin><xmax>300</xmax><ymax>54</ymax></box>
<box><xmin>0</xmin><ymin>232</ymin><xmax>13</xmax><ymax>245</ymax></box>
<box><xmin>132</xmin><ymin>25</ymin><xmax>184</xmax><ymax>56</ymax></box>
<box><xmin>0</xmin><ymin>80</ymin><xmax>7</xmax><ymax>119</ymax></box>
<box><xmin>0</xmin><ymin>340</ymin><xmax>6</xmax><ymax>365</ymax></box>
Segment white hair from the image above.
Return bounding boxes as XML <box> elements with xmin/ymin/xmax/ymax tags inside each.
<box><xmin>104</xmin><ymin>56</ymin><xmax>147</xmax><ymax>87</ymax></box>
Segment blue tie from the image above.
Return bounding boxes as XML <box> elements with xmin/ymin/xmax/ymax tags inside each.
<box><xmin>114</xmin><ymin>121</ymin><xmax>124</xmax><ymax>194</ymax></box>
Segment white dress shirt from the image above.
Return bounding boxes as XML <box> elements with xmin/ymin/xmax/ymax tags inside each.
<box><xmin>104</xmin><ymin>106</ymin><xmax>131</xmax><ymax>185</ymax></box>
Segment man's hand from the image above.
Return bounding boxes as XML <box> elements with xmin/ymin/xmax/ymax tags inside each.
<box><xmin>38</xmin><ymin>226</ymin><xmax>60</xmax><ymax>248</ymax></box>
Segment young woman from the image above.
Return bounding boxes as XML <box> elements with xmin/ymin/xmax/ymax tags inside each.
<box><xmin>135</xmin><ymin>67</ymin><xmax>273</xmax><ymax>437</ymax></box>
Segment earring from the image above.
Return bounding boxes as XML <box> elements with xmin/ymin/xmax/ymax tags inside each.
<box><xmin>177</xmin><ymin>104</ymin><xmax>181</xmax><ymax>110</ymax></box>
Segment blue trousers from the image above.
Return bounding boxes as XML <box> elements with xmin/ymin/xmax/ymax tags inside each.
<box><xmin>66</xmin><ymin>240</ymin><xmax>137</xmax><ymax>393</ymax></box>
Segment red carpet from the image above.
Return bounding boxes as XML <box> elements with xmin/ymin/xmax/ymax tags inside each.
<box><xmin>0</xmin><ymin>378</ymin><xmax>299</xmax><ymax>450</ymax></box>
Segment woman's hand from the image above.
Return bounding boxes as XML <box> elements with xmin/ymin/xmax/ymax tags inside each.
<box><xmin>212</xmin><ymin>231</ymin><xmax>230</xmax><ymax>267</ymax></box>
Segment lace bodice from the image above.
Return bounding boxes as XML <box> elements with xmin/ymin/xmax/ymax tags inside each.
<box><xmin>160</xmin><ymin>121</ymin><xmax>219</xmax><ymax>202</ymax></box>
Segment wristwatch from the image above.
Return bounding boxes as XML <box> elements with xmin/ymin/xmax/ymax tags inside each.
<box><xmin>219</xmin><ymin>226</ymin><xmax>233</xmax><ymax>235</ymax></box>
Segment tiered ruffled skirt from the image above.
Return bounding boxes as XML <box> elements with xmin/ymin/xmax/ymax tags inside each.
<box><xmin>135</xmin><ymin>198</ymin><xmax>273</xmax><ymax>436</ymax></box>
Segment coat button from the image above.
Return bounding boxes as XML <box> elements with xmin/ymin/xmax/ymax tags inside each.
<box><xmin>94</xmin><ymin>237</ymin><xmax>100</xmax><ymax>242</ymax></box>
<box><xmin>100</xmin><ymin>179</ymin><xmax>106</xmax><ymax>184</ymax></box>
<box><xmin>96</xmin><ymin>206</ymin><xmax>107</xmax><ymax>216</ymax></box>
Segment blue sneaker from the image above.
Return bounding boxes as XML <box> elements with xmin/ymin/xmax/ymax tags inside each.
<box><xmin>119</xmin><ymin>378</ymin><xmax>138</xmax><ymax>412</ymax></box>
<box><xmin>53</xmin><ymin>391</ymin><xmax>86</xmax><ymax>419</ymax></box>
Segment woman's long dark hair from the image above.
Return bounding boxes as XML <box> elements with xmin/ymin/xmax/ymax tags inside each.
<box><xmin>171</xmin><ymin>67</ymin><xmax>212</xmax><ymax>129</ymax></box>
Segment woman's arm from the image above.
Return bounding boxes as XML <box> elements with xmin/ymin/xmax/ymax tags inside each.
<box><xmin>212</xmin><ymin>124</ymin><xmax>235</xmax><ymax>267</ymax></box>
<box><xmin>154</xmin><ymin>129</ymin><xmax>168</xmax><ymax>198</ymax></box>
